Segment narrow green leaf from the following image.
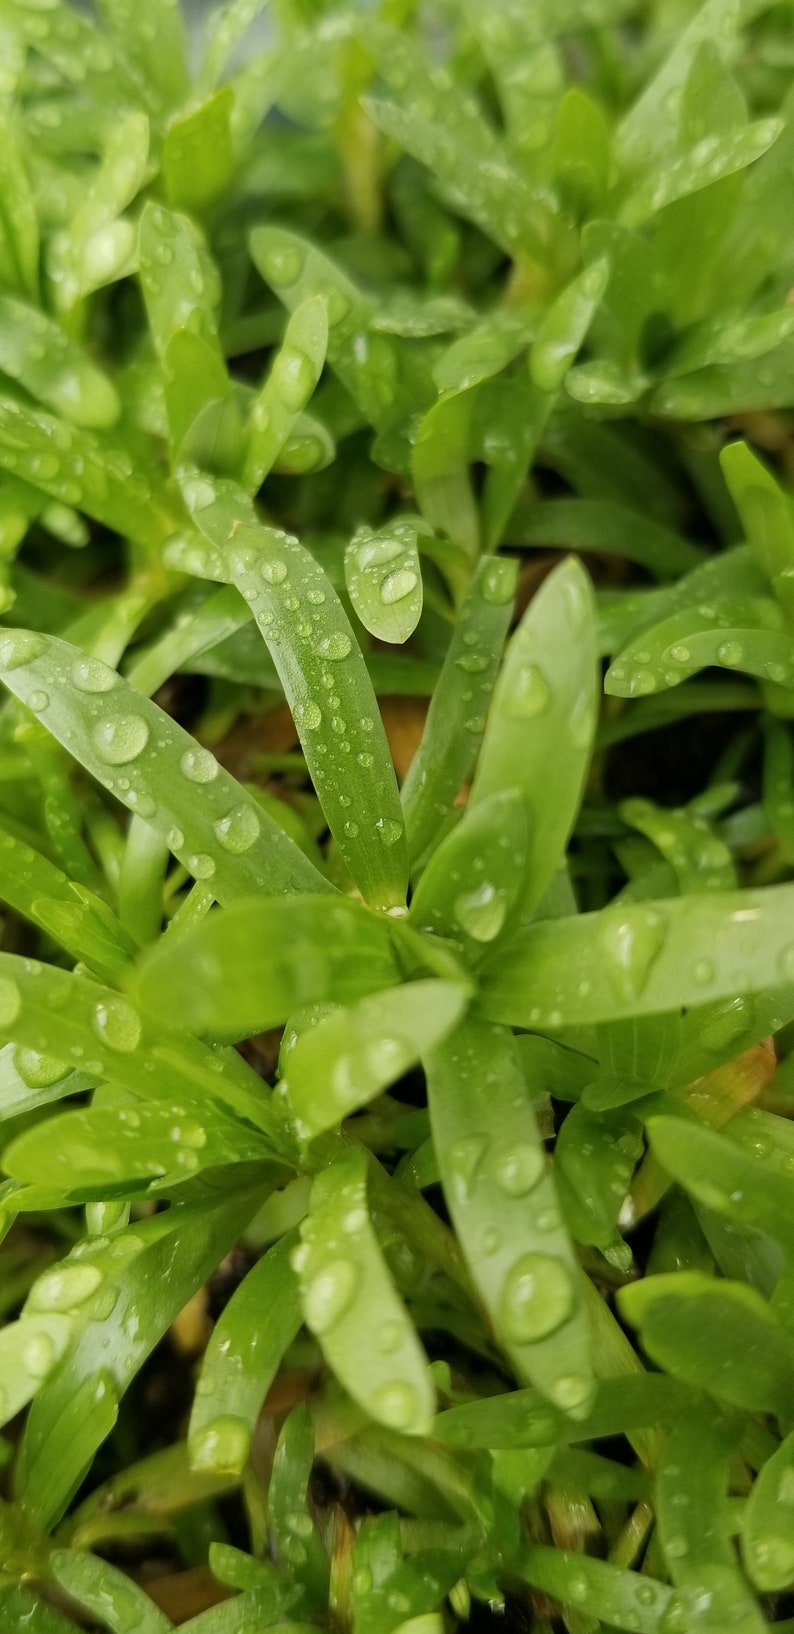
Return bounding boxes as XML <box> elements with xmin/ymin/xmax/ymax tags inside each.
<box><xmin>556</xmin><ymin>1103</ymin><xmax>642</xmax><ymax>1250</ymax></box>
<box><xmin>361</xmin><ymin>24</ymin><xmax>539</xmax><ymax>258</ymax></box>
<box><xmin>434</xmin><ymin>1374</ymin><xmax>686</xmax><ymax>1450</ymax></box>
<box><xmin>621</xmin><ymin>118</ymin><xmax>781</xmax><ymax>227</ymax></box>
<box><xmin>0</xmin><ymin>821</ymin><xmax>134</xmax><ymax>981</ymax></box>
<box><xmin>617</xmin><ymin>0</ymin><xmax>769</xmax><ymax>168</ymax></box>
<box><xmin>507</xmin><ymin>497</ymin><xmax>705</xmax><ymax>578</ymax></box>
<box><xmin>479</xmin><ymin>881</ymin><xmax>794</xmax><ymax>1030</ymax></box>
<box><xmin>0</xmin><ymin>294</ymin><xmax>119</xmax><ymax>428</ymax></box>
<box><xmin>664</xmin><ymin>305</ymin><xmax>794</xmax><ymax>379</ymax></box>
<box><xmin>763</xmin><ymin>718</ymin><xmax>794</xmax><ymax>863</ymax></box>
<box><xmin>619</xmin><ymin>1271</ymin><xmax>794</xmax><ymax>1419</ymax></box>
<box><xmin>17</xmin><ymin>1190</ymin><xmax>265</xmax><ymax>1527</ymax></box>
<box><xmin>520</xmin><ymin>1546</ymin><xmax>675</xmax><ymax>1633</ymax></box>
<box><xmin>0</xmin><ymin>1313</ymin><xmax>72</xmax><ymax>1431</ymax></box>
<box><xmin>471</xmin><ymin>556</ymin><xmax>598</xmax><ymax>917</ymax></box>
<box><xmin>409</xmin><ymin>791</ymin><xmax>529</xmax><ymax>956</ymax></box>
<box><xmin>552</xmin><ymin>85</ymin><xmax>611</xmax><ymax>219</ymax></box>
<box><xmin>741</xmin><ymin>1426</ymin><xmax>794</xmax><ymax>1591</ymax></box>
<box><xmin>344</xmin><ymin>516</ymin><xmax>426</xmax><ymax>646</ymax></box>
<box><xmin>720</xmin><ymin>438</ymin><xmax>794</xmax><ymax>591</ymax></box>
<box><xmin>0</xmin><ymin>1588</ymin><xmax>75</xmax><ymax>1634</ymax></box>
<box><xmin>49</xmin><ymin>111</ymin><xmax>150</xmax><ymax>308</ymax></box>
<box><xmin>656</xmin><ymin>1408</ymin><xmax>766</xmax><ymax>1633</ymax></box>
<box><xmin>243</xmin><ymin>295</ymin><xmax>328</xmax><ymax>492</ymax></box>
<box><xmin>0</xmin><ymin>1044</ymin><xmax>93</xmax><ymax>1123</ymax></box>
<box><xmin>49</xmin><ymin>1551</ymin><xmax>173</xmax><ymax>1634</ymax></box>
<box><xmin>179</xmin><ymin>470</ymin><xmax>408</xmax><ymax>908</ymax></box>
<box><xmin>189</xmin><ymin>1234</ymin><xmax>302</xmax><ymax>1475</ymax></box>
<box><xmin>3</xmin><ymin>1094</ymin><xmax>271</xmax><ymax>1198</ymax></box>
<box><xmin>605</xmin><ymin>595</ymin><xmax>784</xmax><ymax>697</ymax></box>
<box><xmin>284</xmin><ymin>980</ymin><xmax>469</xmax><ymax>1140</ymax></box>
<box><xmin>650</xmin><ymin>331</ymin><xmax>794</xmax><ymax>419</ymax></box>
<box><xmin>0</xmin><ymin>628</ymin><xmax>326</xmax><ymax>901</ymax></box>
<box><xmin>249</xmin><ymin>226</ymin><xmax>401</xmax><ymax>431</ymax></box>
<box><xmin>0</xmin><ymin>401</ymin><xmax>170</xmax><ymax>543</ymax></box>
<box><xmin>139</xmin><ymin>202</ymin><xmax>232</xmax><ymax>457</ymax></box>
<box><xmin>648</xmin><ymin>1115</ymin><xmax>794</xmax><ymax>1251</ymax></box>
<box><xmin>529</xmin><ymin>259</ymin><xmax>610</xmax><ymax>392</ymax></box>
<box><xmin>411</xmin><ymin>390</ymin><xmax>479</xmax><ymax>563</ymax></box>
<box><xmin>199</xmin><ymin>0</ymin><xmax>270</xmax><ymax>95</ymax></box>
<box><xmin>0</xmin><ymin>109</ymin><xmax>38</xmax><ymax>299</ymax></box>
<box><xmin>401</xmin><ymin>557</ymin><xmax>516</xmax><ymax>865</ymax></box>
<box><xmin>0</xmin><ymin>0</ymin><xmax>141</xmax><ymax>104</ymax></box>
<box><xmin>0</xmin><ymin>951</ymin><xmax>279</xmax><ymax>1150</ymax></box>
<box><xmin>162</xmin><ymin>89</ymin><xmax>234</xmax><ymax>216</ymax></box>
<box><xmin>137</xmin><ymin>895</ymin><xmax>400</xmax><ymax>1041</ymax></box>
<box><xmin>426</xmin><ymin>1018</ymin><xmax>595</xmax><ymax>1416</ymax></box>
<box><xmin>268</xmin><ymin>1405</ymin><xmax>328</xmax><ymax>1603</ymax></box>
<box><xmin>94</xmin><ymin>0</ymin><xmax>188</xmax><ymax>109</ymax></box>
<box><xmin>296</xmin><ymin>1147</ymin><xmax>435</xmax><ymax>1435</ymax></box>
<box><xmin>619</xmin><ymin>796</ymin><xmax>736</xmax><ymax>892</ymax></box>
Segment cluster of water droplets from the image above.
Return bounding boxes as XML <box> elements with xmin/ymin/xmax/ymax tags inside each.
<box><xmin>445</xmin><ymin>1123</ymin><xmax>589</xmax><ymax>1411</ymax></box>
<box><xmin>292</xmin><ymin>1179</ymin><xmax>427</xmax><ymax>1431</ymax></box>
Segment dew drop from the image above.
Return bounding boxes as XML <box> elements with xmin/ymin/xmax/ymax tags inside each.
<box><xmin>14</xmin><ymin>1046</ymin><xmax>65</xmax><ymax>1087</ymax></box>
<box><xmin>0</xmin><ymin>631</ymin><xmax>44</xmax><ymax>669</ymax></box>
<box><xmin>493</xmin><ymin>1142</ymin><xmax>544</xmax><ymax>1197</ymax></box>
<box><xmin>22</xmin><ymin>1330</ymin><xmax>57</xmax><ymax>1377</ymax></box>
<box><xmin>381</xmin><ymin>568</ymin><xmax>418</xmax><ymax>604</ymax></box>
<box><xmin>717</xmin><ymin>641</ymin><xmax>743</xmax><ymax>666</ymax></box>
<box><xmin>600</xmin><ymin>906</ymin><xmax>666</xmax><ymax>1001</ymax></box>
<box><xmin>261</xmin><ymin>558</ymin><xmax>288</xmax><ymax>585</ymax></box>
<box><xmin>188</xmin><ymin>853</ymin><xmax>216</xmax><ymax>880</ymax></box>
<box><xmin>568</xmin><ymin>688</ymin><xmax>596</xmax><ymax>749</ymax></box>
<box><xmin>0</xmin><ymin>976</ymin><xmax>21</xmax><ymax>1027</ymax></box>
<box><xmin>498</xmin><ymin>1252</ymin><xmax>575</xmax><ymax>1342</ymax></box>
<box><xmin>378</xmin><ymin>1320</ymin><xmax>403</xmax><ymax>1354</ymax></box>
<box><xmin>180</xmin><ymin>746</ymin><xmax>218</xmax><ymax>783</ymax></box>
<box><xmin>509</xmin><ymin>663</ymin><xmax>550</xmax><ymax>719</ymax></box>
<box><xmin>449</xmin><ymin>1133</ymin><xmax>487</xmax><ymax>1203</ymax></box>
<box><xmin>91</xmin><ymin>997</ymin><xmax>142</xmax><ymax>1053</ymax></box>
<box><xmin>303</xmin><ymin>1257</ymin><xmax>358</xmax><ymax>1334</ymax></box>
<box><xmin>261</xmin><ymin>241</ymin><xmax>305</xmax><ymax>286</ymax></box>
<box><xmin>481</xmin><ymin>560</ymin><xmax>516</xmax><ymax>605</ymax></box>
<box><xmin>456</xmin><ymin>651</ymin><xmax>489</xmax><ymax>674</ymax></box>
<box><xmin>273</xmin><ymin>346</ymin><xmax>315</xmax><ymax>410</ymax></box>
<box><xmin>92</xmin><ymin>714</ymin><xmax>149</xmax><ymax>766</ymax></box>
<box><xmin>552</xmin><ymin>1373</ymin><xmax>592</xmax><ymax>1411</ymax></box>
<box><xmin>454</xmin><ymin>882</ymin><xmax>507</xmax><ymax>943</ymax></box>
<box><xmin>629</xmin><ymin>668</ymin><xmax>657</xmax><ymax>696</ymax></box>
<box><xmin>167</xmin><ymin>827</ymin><xmax>184</xmax><ymax>851</ymax></box>
<box><xmin>213</xmin><ymin>804</ymin><xmax>260</xmax><ymax>854</ymax></box>
<box><xmin>374</xmin><ymin>1379</ymin><xmax>422</xmax><ymax>1429</ymax></box>
<box><xmin>375</xmin><ymin>816</ymin><xmax>403</xmax><ymax>848</ymax></box>
<box><xmin>319</xmin><ymin>631</ymin><xmax>352</xmax><ymax>661</ymax></box>
<box><xmin>72</xmin><ymin>656</ymin><xmax>117</xmax><ymax>692</ymax></box>
<box><xmin>29</xmin><ymin>1263</ymin><xmax>103</xmax><ymax>1313</ymax></box>
<box><xmin>191</xmin><ymin>1415</ymin><xmax>251</xmax><ymax>1473</ymax></box>
<box><xmin>669</xmin><ymin>645</ymin><xmax>690</xmax><ymax>664</ymax></box>
<box><xmin>28</xmin><ymin>690</ymin><xmax>49</xmax><ymax>711</ymax></box>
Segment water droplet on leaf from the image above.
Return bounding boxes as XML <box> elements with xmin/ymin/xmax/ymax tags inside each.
<box><xmin>499</xmin><ymin>1252</ymin><xmax>575</xmax><ymax>1342</ymax></box>
<box><xmin>92</xmin><ymin>715</ymin><xmax>149</xmax><ymax>765</ymax></box>
<box><xmin>303</xmin><ymin>1256</ymin><xmax>358</xmax><ymax>1334</ymax></box>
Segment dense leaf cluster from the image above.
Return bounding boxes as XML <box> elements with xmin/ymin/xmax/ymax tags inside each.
<box><xmin>2</xmin><ymin>0</ymin><xmax>794</xmax><ymax>1629</ymax></box>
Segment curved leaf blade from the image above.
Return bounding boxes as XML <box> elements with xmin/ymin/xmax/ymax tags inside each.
<box><xmin>0</xmin><ymin>628</ymin><xmax>327</xmax><ymax>901</ymax></box>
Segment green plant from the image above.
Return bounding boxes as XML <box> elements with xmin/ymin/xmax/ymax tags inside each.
<box><xmin>4</xmin><ymin>0</ymin><xmax>794</xmax><ymax>1629</ymax></box>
